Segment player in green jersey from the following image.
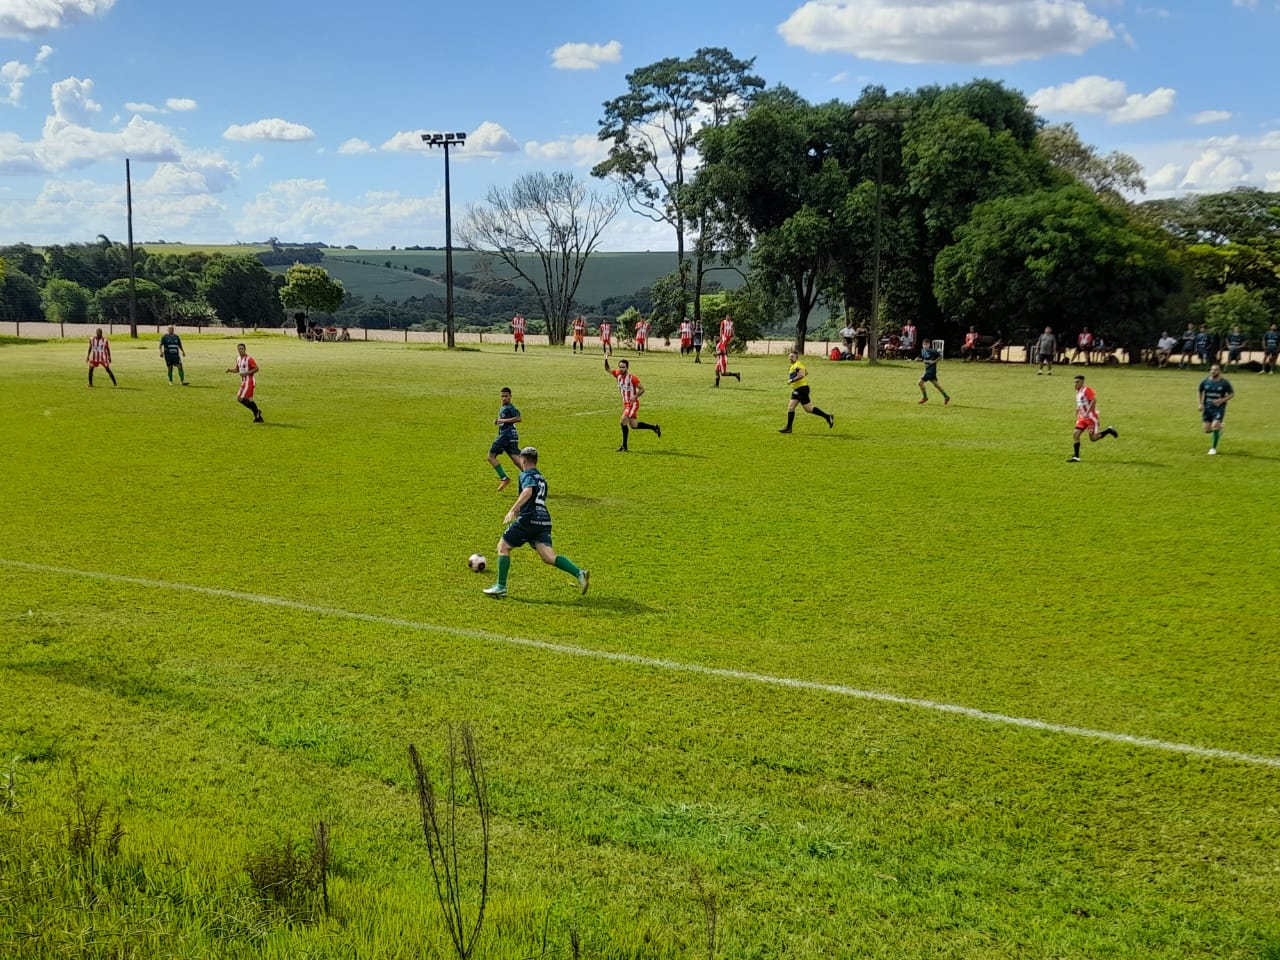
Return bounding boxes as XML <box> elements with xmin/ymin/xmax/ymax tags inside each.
<box><xmin>159</xmin><ymin>326</ymin><xmax>187</xmax><ymax>384</ymax></box>
<box><xmin>1198</xmin><ymin>364</ymin><xmax>1234</xmax><ymax>455</ymax></box>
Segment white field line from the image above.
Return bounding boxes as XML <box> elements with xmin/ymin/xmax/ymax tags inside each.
<box><xmin>4</xmin><ymin>558</ymin><xmax>1279</xmax><ymax>770</ymax></box>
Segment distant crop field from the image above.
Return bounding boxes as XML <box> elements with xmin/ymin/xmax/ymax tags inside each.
<box><xmin>2</xmin><ymin>338</ymin><xmax>1278</xmax><ymax>959</ymax></box>
<box><xmin>322</xmin><ymin>249</ymin><xmax>744</xmax><ymax>310</ymax></box>
<box><xmin>141</xmin><ymin>242</ymin><xmax>274</xmax><ymax>256</ymax></box>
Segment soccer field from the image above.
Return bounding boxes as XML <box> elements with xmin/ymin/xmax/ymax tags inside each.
<box><xmin>2</xmin><ymin>336</ymin><xmax>1279</xmax><ymax>959</ymax></box>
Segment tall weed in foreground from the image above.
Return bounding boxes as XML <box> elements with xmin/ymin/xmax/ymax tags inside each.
<box><xmin>243</xmin><ymin>821</ymin><xmax>331</xmax><ymax>922</ymax></box>
<box><xmin>409</xmin><ymin>725</ymin><xmax>490</xmax><ymax>960</ymax></box>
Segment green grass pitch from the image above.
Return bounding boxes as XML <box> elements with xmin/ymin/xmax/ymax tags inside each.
<box><xmin>2</xmin><ymin>335</ymin><xmax>1278</xmax><ymax>959</ymax></box>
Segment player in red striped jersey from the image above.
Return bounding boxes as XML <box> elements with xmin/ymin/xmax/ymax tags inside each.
<box><xmin>1066</xmin><ymin>374</ymin><xmax>1116</xmax><ymax>461</ymax></box>
<box><xmin>511</xmin><ymin>313</ymin><xmax>527</xmax><ymax>353</ymax></box>
<box><xmin>719</xmin><ymin>315</ymin><xmax>734</xmax><ymax>346</ymax></box>
<box><xmin>599</xmin><ymin>320</ymin><xmax>613</xmax><ymax>357</ymax></box>
<box><xmin>571</xmin><ymin>315</ymin><xmax>587</xmax><ymax>353</ymax></box>
<box><xmin>713</xmin><ymin>337</ymin><xmax>741</xmax><ymax>387</ymax></box>
<box><xmin>634</xmin><ymin>318</ymin><xmax>650</xmax><ymax>352</ymax></box>
<box><xmin>226</xmin><ymin>343</ymin><xmax>264</xmax><ymax>423</ymax></box>
<box><xmin>678</xmin><ymin>318</ymin><xmax>692</xmax><ymax>356</ymax></box>
<box><xmin>85</xmin><ymin>329</ymin><xmax>117</xmax><ymax>386</ymax></box>
<box><xmin>604</xmin><ymin>355</ymin><xmax>660</xmax><ymax>451</ymax></box>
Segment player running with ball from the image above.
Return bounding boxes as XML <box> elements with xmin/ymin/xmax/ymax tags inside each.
<box><xmin>483</xmin><ymin>446</ymin><xmax>589</xmax><ymax>598</ymax></box>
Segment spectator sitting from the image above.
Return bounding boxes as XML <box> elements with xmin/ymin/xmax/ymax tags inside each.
<box><xmin>1156</xmin><ymin>332</ymin><xmax>1176</xmax><ymax>367</ymax></box>
<box><xmin>961</xmin><ymin>326</ymin><xmax>981</xmax><ymax>361</ymax></box>
<box><xmin>883</xmin><ymin>334</ymin><xmax>902</xmax><ymax>359</ymax></box>
<box><xmin>326</xmin><ymin>324</ymin><xmax>338</xmax><ymax>341</ymax></box>
<box><xmin>339</xmin><ymin>326</ymin><xmax>351</xmax><ymax>342</ymax></box>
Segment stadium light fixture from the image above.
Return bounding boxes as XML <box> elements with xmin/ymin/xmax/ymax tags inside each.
<box><xmin>421</xmin><ymin>130</ymin><xmax>468</xmax><ymax>348</ymax></box>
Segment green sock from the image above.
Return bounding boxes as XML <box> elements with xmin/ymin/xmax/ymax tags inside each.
<box><xmin>178</xmin><ymin>368</ymin><xmax>185</xmax><ymax>382</ymax></box>
<box><xmin>553</xmin><ymin>555</ymin><xmax>581</xmax><ymax>578</ymax></box>
<box><xmin>1212</xmin><ymin>429</ymin><xmax>1221</xmax><ymax>447</ymax></box>
<box><xmin>167</xmin><ymin>367</ymin><xmax>173</xmax><ymax>382</ymax></box>
<box><xmin>494</xmin><ymin>464</ymin><xmax>507</xmax><ymax>479</ymax></box>
<box><xmin>497</xmin><ymin>555</ymin><xmax>510</xmax><ymax>587</ymax></box>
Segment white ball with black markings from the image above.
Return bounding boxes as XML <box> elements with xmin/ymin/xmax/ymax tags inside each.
<box><xmin>468</xmin><ymin>554</ymin><xmax>487</xmax><ymax>573</ymax></box>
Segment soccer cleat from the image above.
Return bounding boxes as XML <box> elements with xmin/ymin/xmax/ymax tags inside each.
<box><xmin>579</xmin><ymin>570</ymin><xmax>590</xmax><ymax>595</ymax></box>
<box><xmin>826</xmin><ymin>414</ymin><xmax>834</xmax><ymax>428</ymax></box>
<box><xmin>483</xmin><ymin>584</ymin><xmax>507</xmax><ymax>597</ymax></box>
<box><xmin>778</xmin><ymin>428</ymin><xmax>792</xmax><ymax>434</ymax></box>
<box><xmin>254</xmin><ymin>415</ymin><xmax>264</xmax><ymax>423</ymax></box>
<box><xmin>944</xmin><ymin>396</ymin><xmax>951</xmax><ymax>406</ymax></box>
<box><xmin>1208</xmin><ymin>448</ymin><xmax>1217</xmax><ymax>455</ymax></box>
<box><xmin>497</xmin><ymin>477</ymin><xmax>511</xmax><ymax>492</ymax></box>
<box><xmin>1067</xmin><ymin>456</ymin><xmax>1081</xmax><ymax>462</ymax></box>
<box><xmin>1106</xmin><ymin>425</ymin><xmax>1117</xmax><ymax>437</ymax></box>
<box><xmin>733</xmin><ymin>372</ymin><xmax>741</xmax><ymax>381</ymax></box>
<box><xmin>918</xmin><ymin>397</ymin><xmax>928</xmax><ymax>404</ymax></box>
<box><xmin>617</xmin><ymin>445</ymin><xmax>628</xmax><ymax>452</ymax></box>
<box><xmin>654</xmin><ymin>424</ymin><xmax>661</xmax><ymax>439</ymax></box>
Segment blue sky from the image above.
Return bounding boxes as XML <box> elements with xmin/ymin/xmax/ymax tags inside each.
<box><xmin>1</xmin><ymin>0</ymin><xmax>1277</xmax><ymax>251</ymax></box>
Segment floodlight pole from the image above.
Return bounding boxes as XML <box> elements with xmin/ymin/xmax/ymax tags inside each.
<box><xmin>422</xmin><ymin>131</ymin><xmax>467</xmax><ymax>349</ymax></box>
<box><xmin>852</xmin><ymin>107</ymin><xmax>910</xmax><ymax>365</ymax></box>
<box><xmin>125</xmin><ymin>158</ymin><xmax>139</xmax><ymax>339</ymax></box>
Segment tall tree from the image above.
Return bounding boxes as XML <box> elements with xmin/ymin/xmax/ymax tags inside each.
<box><xmin>458</xmin><ymin>171</ymin><xmax>622</xmax><ymax>343</ymax></box>
<box><xmin>42</xmin><ymin>278</ymin><xmax>94</xmax><ymax>324</ymax></box>
<box><xmin>198</xmin><ymin>256</ymin><xmax>282</xmax><ymax>327</ymax></box>
<box><xmin>1037</xmin><ymin>123</ymin><xmax>1146</xmax><ymax>205</ymax></box>
<box><xmin>696</xmin><ymin>88</ymin><xmax>838</xmax><ymax>349</ymax></box>
<box><xmin>594</xmin><ymin>48</ymin><xmax>764</xmax><ymax>308</ymax></box>
<box><xmin>934</xmin><ymin>186</ymin><xmax>1180</xmax><ymax>356</ymax></box>
<box><xmin>280</xmin><ymin>263</ymin><xmax>346</xmax><ymax>317</ymax></box>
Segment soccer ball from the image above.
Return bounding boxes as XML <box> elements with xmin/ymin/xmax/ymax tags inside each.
<box><xmin>468</xmin><ymin>554</ymin><xmax>487</xmax><ymax>573</ymax></box>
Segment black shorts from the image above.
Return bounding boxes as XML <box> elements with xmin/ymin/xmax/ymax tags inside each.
<box><xmin>790</xmin><ymin>385</ymin><xmax>811</xmax><ymax>405</ymax></box>
<box><xmin>164</xmin><ymin>357</ymin><xmax>182</xmax><ymax>367</ymax></box>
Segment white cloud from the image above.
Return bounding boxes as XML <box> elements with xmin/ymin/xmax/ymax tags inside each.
<box><xmin>1183</xmin><ymin>148</ymin><xmax>1251</xmax><ymax>188</ymax></box>
<box><xmin>524</xmin><ymin>133</ymin><xmax>610</xmax><ymax>167</ymax></box>
<box><xmin>1126</xmin><ymin>129</ymin><xmax>1280</xmax><ymax>198</ymax></box>
<box><xmin>551</xmin><ymin>40</ymin><xmax>623</xmax><ymax>70</ymax></box>
<box><xmin>0</xmin><ymin>0</ymin><xmax>116</xmax><ymax>38</ymax></box>
<box><xmin>234</xmin><ymin>179</ymin><xmax>444</xmax><ymax>245</ymax></box>
<box><xmin>124</xmin><ymin>101</ymin><xmax>159</xmax><ymax>113</ymax></box>
<box><xmin>382</xmin><ymin>122</ymin><xmax>518</xmax><ymax>157</ymax></box>
<box><xmin>777</xmin><ymin>0</ymin><xmax>1114</xmax><ymax>65</ymax></box>
<box><xmin>50</xmin><ymin>76</ymin><xmax>100</xmax><ymax>124</ymax></box>
<box><xmin>2</xmin><ymin>59</ymin><xmax>32</xmax><ymax>105</ymax></box>
<box><xmin>829</xmin><ymin>71</ymin><xmax>849</xmax><ymax>83</ymax></box>
<box><xmin>166</xmin><ymin>97</ymin><xmax>197</xmax><ymax>112</ymax></box>
<box><xmin>338</xmin><ymin>137</ymin><xmax>375</xmax><ymax>155</ymax></box>
<box><xmin>1110</xmin><ymin>87</ymin><xmax>1175</xmax><ymax>123</ymax></box>
<box><xmin>1030</xmin><ymin>75</ymin><xmax>1175</xmax><ymax>123</ymax></box>
<box><xmin>1190</xmin><ymin>110</ymin><xmax>1232</xmax><ymax>124</ymax></box>
<box><xmin>465</xmin><ymin>121</ymin><xmax>518</xmax><ymax>156</ymax></box>
<box><xmin>1232</xmin><ymin>0</ymin><xmax>1257</xmax><ymax>8</ymax></box>
<box><xmin>1146</xmin><ymin>163</ymin><xmax>1181</xmax><ymax>190</ymax></box>
<box><xmin>247</xmin><ymin>153</ymin><xmax>264</xmax><ymax>169</ymax></box>
<box><xmin>223</xmin><ymin>118</ymin><xmax>314</xmax><ymax>142</ymax></box>
<box><xmin>36</xmin><ymin>44</ymin><xmax>54</xmax><ymax>62</ymax></box>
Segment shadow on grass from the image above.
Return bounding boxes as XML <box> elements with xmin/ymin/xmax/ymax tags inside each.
<box><xmin>1220</xmin><ymin>449</ymin><xmax>1280</xmax><ymax>462</ymax></box>
<box><xmin>506</xmin><ymin>595</ymin><xmax>658</xmax><ymax>615</ymax></box>
<box><xmin>612</xmin><ymin>449</ymin><xmax>709</xmax><ymax>460</ymax></box>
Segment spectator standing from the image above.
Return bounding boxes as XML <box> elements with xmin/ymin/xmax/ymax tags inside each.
<box><xmin>1035</xmin><ymin>327</ymin><xmax>1057</xmax><ymax>375</ymax></box>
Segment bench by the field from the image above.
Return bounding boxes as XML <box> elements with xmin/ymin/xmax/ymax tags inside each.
<box><xmin>961</xmin><ymin>335</ymin><xmax>1004</xmax><ymax>361</ymax></box>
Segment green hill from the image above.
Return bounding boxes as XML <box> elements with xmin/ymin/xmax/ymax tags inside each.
<box><xmin>315</xmin><ymin>249</ymin><xmax>743</xmax><ymax>310</ymax></box>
